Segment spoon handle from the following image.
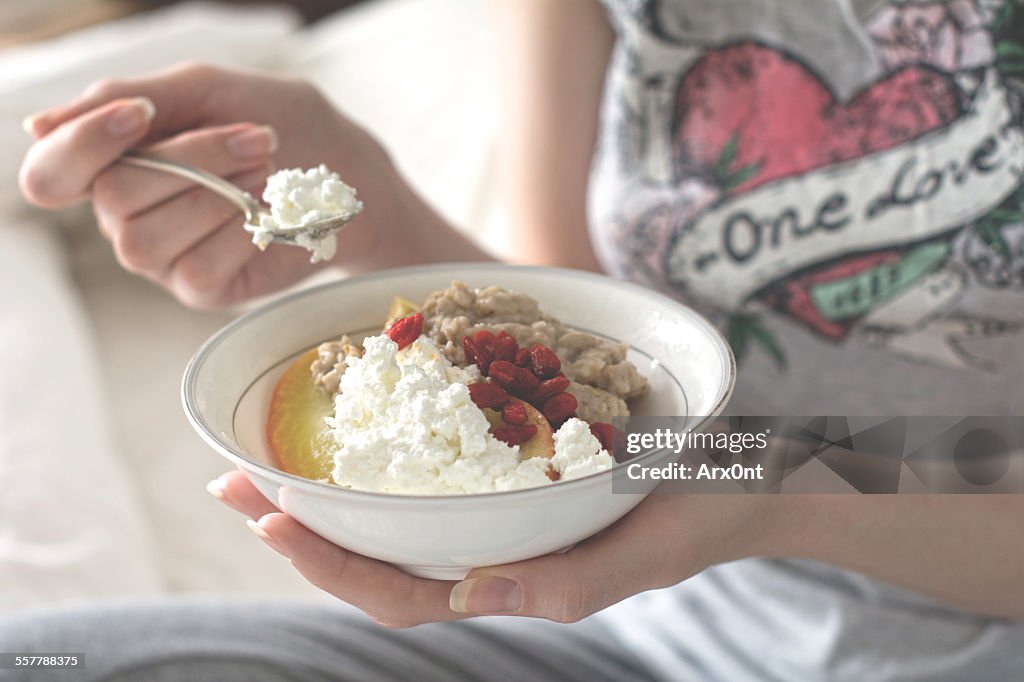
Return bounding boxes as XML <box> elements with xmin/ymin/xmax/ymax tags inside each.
<box><xmin>120</xmin><ymin>150</ymin><xmax>263</xmax><ymax>221</ymax></box>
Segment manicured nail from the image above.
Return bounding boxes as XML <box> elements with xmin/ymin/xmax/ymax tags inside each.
<box><xmin>107</xmin><ymin>97</ymin><xmax>155</xmax><ymax>137</ymax></box>
<box><xmin>227</xmin><ymin>125</ymin><xmax>278</xmax><ymax>160</ymax></box>
<box><xmin>205</xmin><ymin>478</ymin><xmax>226</xmax><ymax>500</ymax></box>
<box><xmin>22</xmin><ymin>114</ymin><xmax>40</xmax><ymax>135</ymax></box>
<box><xmin>449</xmin><ymin>577</ymin><xmax>521</xmax><ymax>614</ymax></box>
<box><xmin>246</xmin><ymin>518</ymin><xmax>285</xmax><ymax>555</ymax></box>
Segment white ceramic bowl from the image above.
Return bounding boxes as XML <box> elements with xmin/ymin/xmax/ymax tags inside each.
<box><xmin>182</xmin><ymin>264</ymin><xmax>735</xmax><ymax>579</ymax></box>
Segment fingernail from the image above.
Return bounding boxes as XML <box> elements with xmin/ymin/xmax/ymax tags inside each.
<box><xmin>449</xmin><ymin>577</ymin><xmax>521</xmax><ymax>614</ymax></box>
<box><xmin>246</xmin><ymin>518</ymin><xmax>285</xmax><ymax>555</ymax></box>
<box><xmin>205</xmin><ymin>478</ymin><xmax>226</xmax><ymax>500</ymax></box>
<box><xmin>107</xmin><ymin>97</ymin><xmax>155</xmax><ymax>137</ymax></box>
<box><xmin>22</xmin><ymin>114</ymin><xmax>41</xmax><ymax>135</ymax></box>
<box><xmin>227</xmin><ymin>125</ymin><xmax>278</xmax><ymax>160</ymax></box>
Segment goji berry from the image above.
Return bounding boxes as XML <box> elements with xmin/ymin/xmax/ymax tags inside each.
<box><xmin>494</xmin><ymin>332</ymin><xmax>518</xmax><ymax>362</ymax></box>
<box><xmin>462</xmin><ymin>336</ymin><xmax>493</xmax><ymax>374</ymax></box>
<box><xmin>533</xmin><ymin>375</ymin><xmax>570</xmax><ymax>402</ymax></box>
<box><xmin>542</xmin><ymin>392</ymin><xmax>577</xmax><ymax>426</ymax></box>
<box><xmin>493</xmin><ymin>423</ymin><xmax>538</xmax><ymax>446</ymax></box>
<box><xmin>501</xmin><ymin>401</ymin><xmax>528</xmax><ymax>425</ymax></box>
<box><xmin>488</xmin><ymin>360</ymin><xmax>540</xmax><ymax>399</ymax></box>
<box><xmin>514</xmin><ymin>348</ymin><xmax>531</xmax><ymax>367</ymax></box>
<box><xmin>468</xmin><ymin>382</ymin><xmax>510</xmax><ymax>409</ymax></box>
<box><xmin>387</xmin><ymin>312</ymin><xmax>423</xmax><ymax>350</ymax></box>
<box><xmin>473</xmin><ymin>329</ymin><xmax>495</xmax><ymax>351</ymax></box>
<box><xmin>589</xmin><ymin>422</ymin><xmax>616</xmax><ymax>454</ymax></box>
<box><xmin>528</xmin><ymin>344</ymin><xmax>561</xmax><ymax>379</ymax></box>
<box><xmin>462</xmin><ymin>336</ymin><xmax>479</xmax><ymax>363</ymax></box>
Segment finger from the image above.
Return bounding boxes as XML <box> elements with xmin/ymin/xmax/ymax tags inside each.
<box><xmin>171</xmin><ymin>200</ymin><xmax>333</xmax><ymax>309</ymax></box>
<box><xmin>19</xmin><ymin>97</ymin><xmax>155</xmax><ymax>208</ymax></box>
<box><xmin>100</xmin><ymin>166</ymin><xmax>268</xmax><ymax>282</ymax></box>
<box><xmin>164</xmin><ymin>212</ymin><xmax>263</xmax><ymax>310</ymax></box>
<box><xmin>451</xmin><ymin>497</ymin><xmax>676</xmax><ymax>622</ymax></box>
<box><xmin>206</xmin><ymin>470</ymin><xmax>278</xmax><ymax>520</ymax></box>
<box><xmin>213</xmin><ymin>234</ymin><xmax>326</xmax><ymax>307</ymax></box>
<box><xmin>252</xmin><ymin>513</ymin><xmax>466</xmax><ymax>628</ymax></box>
<box><xmin>23</xmin><ymin>62</ymin><xmax>228</xmax><ymax>139</ymax></box>
<box><xmin>93</xmin><ymin>122</ymin><xmax>276</xmax><ymax>222</ymax></box>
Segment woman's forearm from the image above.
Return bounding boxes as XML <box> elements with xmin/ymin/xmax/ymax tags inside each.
<box><xmin>493</xmin><ymin>0</ymin><xmax>613</xmax><ymax>271</ymax></box>
<box><xmin>382</xmin><ymin>174</ymin><xmax>496</xmax><ymax>266</ymax></box>
<box><xmin>754</xmin><ymin>494</ymin><xmax>1024</xmax><ymax>619</ymax></box>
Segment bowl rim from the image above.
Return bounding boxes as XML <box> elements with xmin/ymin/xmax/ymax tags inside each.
<box><xmin>181</xmin><ymin>262</ymin><xmax>736</xmax><ymax>502</ymax></box>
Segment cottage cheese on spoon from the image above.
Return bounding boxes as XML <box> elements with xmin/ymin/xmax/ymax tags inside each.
<box><xmin>252</xmin><ymin>164</ymin><xmax>363</xmax><ymax>263</ymax></box>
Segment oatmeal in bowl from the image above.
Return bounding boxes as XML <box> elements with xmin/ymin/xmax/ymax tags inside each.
<box><xmin>183</xmin><ymin>264</ymin><xmax>734</xmax><ymax>578</ymax></box>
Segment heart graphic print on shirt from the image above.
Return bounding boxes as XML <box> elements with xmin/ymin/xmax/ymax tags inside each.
<box><xmin>672</xmin><ymin>45</ymin><xmax>961</xmax><ymax>197</ymax></box>
<box><xmin>597</xmin><ymin>0</ymin><xmax>1024</xmax><ymax>369</ymax></box>
<box><xmin>671</xmin><ymin>44</ymin><xmax>963</xmax><ymax>341</ymax></box>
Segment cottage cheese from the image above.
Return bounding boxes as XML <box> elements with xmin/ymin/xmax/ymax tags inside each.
<box><xmin>252</xmin><ymin>165</ymin><xmax>363</xmax><ymax>263</ymax></box>
<box><xmin>327</xmin><ymin>333</ymin><xmax>614</xmax><ymax>494</ymax></box>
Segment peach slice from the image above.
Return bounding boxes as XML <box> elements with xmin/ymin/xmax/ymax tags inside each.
<box><xmin>385</xmin><ymin>296</ymin><xmax>421</xmax><ymax>328</ymax></box>
<box><xmin>267</xmin><ymin>348</ymin><xmax>337</xmax><ymax>482</ymax></box>
<box><xmin>483</xmin><ymin>399</ymin><xmax>555</xmax><ymax>459</ymax></box>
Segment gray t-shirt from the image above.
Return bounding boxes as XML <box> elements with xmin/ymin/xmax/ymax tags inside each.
<box><xmin>587</xmin><ymin>1</ymin><xmax>1024</xmax><ymax>679</ymax></box>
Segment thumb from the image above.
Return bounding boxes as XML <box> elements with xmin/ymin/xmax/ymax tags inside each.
<box><xmin>449</xmin><ymin>530</ymin><xmax>661</xmax><ymax>623</ymax></box>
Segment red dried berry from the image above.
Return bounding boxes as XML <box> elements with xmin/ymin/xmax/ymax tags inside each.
<box><xmin>528</xmin><ymin>344</ymin><xmax>561</xmax><ymax>379</ymax></box>
<box><xmin>533</xmin><ymin>375</ymin><xmax>570</xmax><ymax>402</ymax></box>
<box><xmin>462</xmin><ymin>335</ymin><xmax>479</xmax><ymax>364</ymax></box>
<box><xmin>488</xmin><ymin>360</ymin><xmax>540</xmax><ymax>399</ymax></box>
<box><xmin>589</xmin><ymin>422</ymin><xmax>616</xmax><ymax>453</ymax></box>
<box><xmin>387</xmin><ymin>312</ymin><xmax>423</xmax><ymax>350</ymax></box>
<box><xmin>501</xmin><ymin>401</ymin><xmax>528</xmax><ymax>425</ymax></box>
<box><xmin>462</xmin><ymin>336</ymin><xmax>493</xmax><ymax>374</ymax></box>
<box><xmin>487</xmin><ymin>360</ymin><xmax>515</xmax><ymax>382</ymax></box>
<box><xmin>493</xmin><ymin>423</ymin><xmax>538</xmax><ymax>446</ymax></box>
<box><xmin>542</xmin><ymin>392</ymin><xmax>577</xmax><ymax>426</ymax></box>
<box><xmin>473</xmin><ymin>329</ymin><xmax>495</xmax><ymax>351</ymax></box>
<box><xmin>514</xmin><ymin>348</ymin><xmax>531</xmax><ymax>367</ymax></box>
<box><xmin>468</xmin><ymin>382</ymin><xmax>510</xmax><ymax>409</ymax></box>
<box><xmin>476</xmin><ymin>346</ymin><xmax>494</xmax><ymax>374</ymax></box>
<box><xmin>494</xmin><ymin>332</ymin><xmax>518</xmax><ymax>362</ymax></box>
<box><xmin>545</xmin><ymin>465</ymin><xmax>561</xmax><ymax>482</ymax></box>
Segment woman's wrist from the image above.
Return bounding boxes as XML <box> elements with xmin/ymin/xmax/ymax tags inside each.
<box><xmin>690</xmin><ymin>494</ymin><xmax>815</xmax><ymax>569</ymax></box>
<box><xmin>330</xmin><ymin>159</ymin><xmax>494</xmax><ymax>272</ymax></box>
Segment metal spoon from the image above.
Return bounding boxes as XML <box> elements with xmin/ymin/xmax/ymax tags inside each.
<box><xmin>120</xmin><ymin>150</ymin><xmax>362</xmax><ymax>249</ymax></box>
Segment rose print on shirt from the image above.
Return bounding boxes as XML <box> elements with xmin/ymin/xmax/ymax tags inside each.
<box><xmin>866</xmin><ymin>0</ymin><xmax>997</xmax><ymax>72</ymax></box>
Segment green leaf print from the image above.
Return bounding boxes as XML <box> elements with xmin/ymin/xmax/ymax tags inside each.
<box><xmin>994</xmin><ymin>1</ymin><xmax>1024</xmax><ymax>75</ymax></box>
<box><xmin>749</xmin><ymin>325</ymin><xmax>787</xmax><ymax>370</ymax></box>
<box><xmin>975</xmin><ymin>186</ymin><xmax>1024</xmax><ymax>258</ymax></box>
<box><xmin>726</xmin><ymin>314</ymin><xmax>786</xmax><ymax>370</ymax></box>
<box><xmin>994</xmin><ymin>0</ymin><xmax>1014</xmax><ymax>33</ymax></box>
<box><xmin>721</xmin><ymin>163</ymin><xmax>762</xmax><ymax>193</ymax></box>
<box><xmin>997</xmin><ymin>41</ymin><xmax>1024</xmax><ymax>60</ymax></box>
<box><xmin>978</xmin><ymin>220</ymin><xmax>1012</xmax><ymax>257</ymax></box>
<box><xmin>714</xmin><ymin>134</ymin><xmax>739</xmax><ymax>178</ymax></box>
<box><xmin>712</xmin><ymin>133</ymin><xmax>762</xmax><ymax>193</ymax></box>
<box><xmin>726</xmin><ymin>315</ymin><xmax>750</xmax><ymax>365</ymax></box>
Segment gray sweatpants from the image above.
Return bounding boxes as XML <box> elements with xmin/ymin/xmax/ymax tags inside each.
<box><xmin>0</xmin><ymin>598</ymin><xmax>658</xmax><ymax>682</ymax></box>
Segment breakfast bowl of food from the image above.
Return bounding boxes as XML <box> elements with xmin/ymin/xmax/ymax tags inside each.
<box><xmin>182</xmin><ymin>264</ymin><xmax>735</xmax><ymax>579</ymax></box>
